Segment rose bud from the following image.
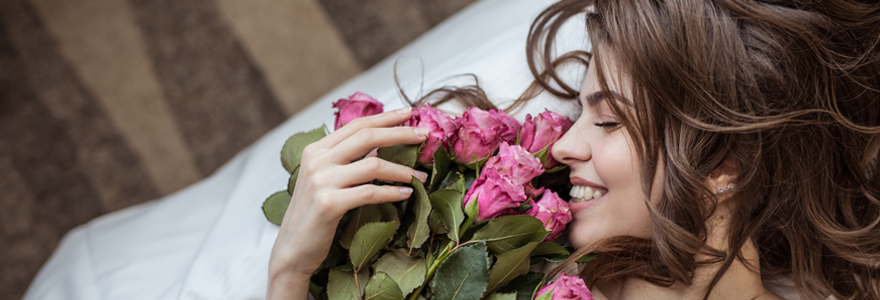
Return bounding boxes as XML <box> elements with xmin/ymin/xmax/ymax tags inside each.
<box><xmin>527</xmin><ymin>190</ymin><xmax>572</xmax><ymax>242</ymax></box>
<box><xmin>332</xmin><ymin>92</ymin><xmax>384</xmax><ymax>130</ymax></box>
<box><xmin>404</xmin><ymin>103</ymin><xmax>458</xmax><ymax>165</ymax></box>
<box><xmin>462</xmin><ymin>170</ymin><xmax>529</xmax><ymax>223</ymax></box>
<box><xmin>534</xmin><ymin>272</ymin><xmax>593</xmax><ymax>300</ymax></box>
<box><xmin>483</xmin><ymin>142</ymin><xmax>544</xmax><ymax>186</ymax></box>
<box><xmin>519</xmin><ymin>110</ymin><xmax>574</xmax><ymax>168</ymax></box>
<box><xmin>489</xmin><ymin>109</ymin><xmax>521</xmax><ymax>144</ymax></box>
<box><xmin>448</xmin><ymin>107</ymin><xmax>503</xmax><ymax>165</ymax></box>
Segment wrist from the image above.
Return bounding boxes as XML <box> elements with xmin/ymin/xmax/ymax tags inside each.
<box><xmin>268</xmin><ymin>268</ymin><xmax>312</xmax><ymax>300</ymax></box>
<box><xmin>269</xmin><ymin>263</ymin><xmax>313</xmax><ymax>284</ymax></box>
<box><xmin>269</xmin><ymin>247</ymin><xmax>318</xmax><ymax>283</ymax></box>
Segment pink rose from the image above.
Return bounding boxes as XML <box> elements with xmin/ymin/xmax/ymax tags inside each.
<box><xmin>332</xmin><ymin>92</ymin><xmax>384</xmax><ymax>130</ymax></box>
<box><xmin>524</xmin><ymin>185</ymin><xmax>546</xmax><ymax>199</ymax></box>
<box><xmin>535</xmin><ymin>272</ymin><xmax>593</xmax><ymax>300</ymax></box>
<box><xmin>527</xmin><ymin>190</ymin><xmax>572</xmax><ymax>242</ymax></box>
<box><xmin>490</xmin><ymin>109</ymin><xmax>521</xmax><ymax>144</ymax></box>
<box><xmin>483</xmin><ymin>142</ymin><xmax>544</xmax><ymax>186</ymax></box>
<box><xmin>462</xmin><ymin>170</ymin><xmax>528</xmax><ymax>223</ymax></box>
<box><xmin>449</xmin><ymin>107</ymin><xmax>520</xmax><ymax>165</ymax></box>
<box><xmin>404</xmin><ymin>103</ymin><xmax>458</xmax><ymax>165</ymax></box>
<box><xmin>520</xmin><ymin>110</ymin><xmax>573</xmax><ymax>168</ymax></box>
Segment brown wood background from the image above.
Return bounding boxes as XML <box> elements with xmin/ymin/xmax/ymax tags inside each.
<box><xmin>0</xmin><ymin>0</ymin><xmax>477</xmax><ymax>298</ymax></box>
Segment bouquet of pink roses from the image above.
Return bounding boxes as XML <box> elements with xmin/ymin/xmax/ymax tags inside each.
<box><xmin>263</xmin><ymin>92</ymin><xmax>594</xmax><ymax>300</ymax></box>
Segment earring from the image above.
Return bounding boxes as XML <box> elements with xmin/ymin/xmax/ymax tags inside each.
<box><xmin>715</xmin><ymin>183</ymin><xmax>737</xmax><ymax>195</ymax></box>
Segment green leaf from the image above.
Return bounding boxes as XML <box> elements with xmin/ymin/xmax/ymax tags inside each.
<box><xmin>464</xmin><ymin>196</ymin><xmax>480</xmax><ymax>223</ymax></box>
<box><xmin>487</xmin><ymin>242</ymin><xmax>540</xmax><ymax>294</ymax></box>
<box><xmin>262</xmin><ymin>190</ymin><xmax>291</xmax><ymax>226</ymax></box>
<box><xmin>425</xmin><ymin>248</ymin><xmax>435</xmax><ymax>272</ymax></box>
<box><xmin>281</xmin><ymin>126</ymin><xmax>327</xmax><ymax>173</ymax></box>
<box><xmin>391</xmin><ymin>198</ymin><xmax>416</xmax><ymax>248</ymax></box>
<box><xmin>532</xmin><ymin>144</ymin><xmax>551</xmax><ymax>168</ymax></box>
<box><xmin>431</xmin><ymin>241</ymin><xmax>490</xmax><ymax>300</ymax></box>
<box><xmin>373</xmin><ymin>252</ymin><xmax>427</xmax><ymax>296</ymax></box>
<box><xmin>350</xmin><ymin>222</ymin><xmax>397</xmax><ymax>272</ymax></box>
<box><xmin>407</xmin><ymin>177</ymin><xmax>432</xmax><ymax>251</ymax></box>
<box><xmin>287</xmin><ymin>166</ymin><xmax>300</xmax><ymax>195</ymax></box>
<box><xmin>340</xmin><ymin>205</ymin><xmax>383</xmax><ymax>249</ymax></box>
<box><xmin>429</xmin><ymin>147</ymin><xmax>451</xmax><ymax>191</ymax></box>
<box><xmin>531</xmin><ymin>243</ymin><xmax>570</xmax><ymax>259</ymax></box>
<box><xmin>429</xmin><ymin>212</ymin><xmax>448</xmax><ymax>235</ymax></box>
<box><xmin>463</xmin><ymin>170</ymin><xmax>478</xmax><ymax>190</ymax></box>
<box><xmin>472</xmin><ymin>215</ymin><xmax>547</xmax><ymax>254</ymax></box>
<box><xmin>497</xmin><ymin>272</ymin><xmax>545</xmax><ymax>300</ymax></box>
<box><xmin>309</xmin><ymin>281</ymin><xmax>327</xmax><ymax>300</ymax></box>
<box><xmin>310</xmin><ymin>266</ymin><xmax>331</xmax><ymax>299</ymax></box>
<box><xmin>530</xmin><ymin>243</ymin><xmax>571</xmax><ymax>263</ymax></box>
<box><xmin>378</xmin><ymin>144</ymin><xmax>420</xmax><ymax>168</ymax></box>
<box><xmin>365</xmin><ymin>272</ymin><xmax>403</xmax><ymax>300</ymax></box>
<box><xmin>512</xmin><ymin>203</ymin><xmax>532</xmax><ymax>214</ymax></box>
<box><xmin>327</xmin><ymin>267</ymin><xmax>369</xmax><ymax>300</ymax></box>
<box><xmin>429</xmin><ymin>189</ymin><xmax>465</xmax><ymax>242</ymax></box>
<box><xmin>464</xmin><ymin>155</ymin><xmax>491</xmax><ymax>171</ymax></box>
<box><xmin>534</xmin><ymin>287</ymin><xmax>554</xmax><ymax>300</ymax></box>
<box><xmin>576</xmin><ymin>253</ymin><xmax>599</xmax><ymax>263</ymax></box>
<box><xmin>318</xmin><ymin>242</ymin><xmax>346</xmax><ymax>271</ymax></box>
<box><xmin>486</xmin><ymin>293</ymin><xmax>517</xmax><ymax>300</ymax></box>
<box><xmin>378</xmin><ymin>202</ymin><xmax>401</xmax><ymax>229</ymax></box>
<box><xmin>459</xmin><ymin>195</ymin><xmax>481</xmax><ymax>241</ymax></box>
<box><xmin>437</xmin><ymin>171</ymin><xmax>465</xmax><ymax>192</ymax></box>
<box><xmin>545</xmin><ymin>164</ymin><xmax>568</xmax><ymax>173</ymax></box>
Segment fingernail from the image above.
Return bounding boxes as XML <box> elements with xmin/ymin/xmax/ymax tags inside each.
<box><xmin>396</xmin><ymin>107</ymin><xmax>412</xmax><ymax>115</ymax></box>
<box><xmin>399</xmin><ymin>187</ymin><xmax>413</xmax><ymax>195</ymax></box>
<box><xmin>414</xmin><ymin>127</ymin><xmax>429</xmax><ymax>137</ymax></box>
<box><xmin>415</xmin><ymin>171</ymin><xmax>428</xmax><ymax>182</ymax></box>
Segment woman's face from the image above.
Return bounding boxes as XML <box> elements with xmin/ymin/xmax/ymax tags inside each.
<box><xmin>551</xmin><ymin>56</ymin><xmax>662</xmax><ymax>248</ymax></box>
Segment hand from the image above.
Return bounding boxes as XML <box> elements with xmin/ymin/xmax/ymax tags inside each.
<box><xmin>268</xmin><ymin>107</ymin><xmax>429</xmax><ymax>298</ymax></box>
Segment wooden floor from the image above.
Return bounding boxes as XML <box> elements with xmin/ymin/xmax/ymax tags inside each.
<box><xmin>0</xmin><ymin>0</ymin><xmax>476</xmax><ymax>297</ymax></box>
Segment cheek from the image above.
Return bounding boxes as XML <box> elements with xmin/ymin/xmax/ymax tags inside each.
<box><xmin>593</xmin><ymin>132</ymin><xmax>638</xmax><ymax>187</ymax></box>
<box><xmin>568</xmin><ymin>132</ymin><xmax>654</xmax><ymax>247</ymax></box>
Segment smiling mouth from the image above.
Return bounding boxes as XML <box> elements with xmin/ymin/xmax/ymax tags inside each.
<box><xmin>569</xmin><ymin>185</ymin><xmax>604</xmax><ymax>203</ymax></box>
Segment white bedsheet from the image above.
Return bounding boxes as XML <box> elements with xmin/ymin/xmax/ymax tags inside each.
<box><xmin>24</xmin><ymin>0</ymin><xmax>587</xmax><ymax>299</ymax></box>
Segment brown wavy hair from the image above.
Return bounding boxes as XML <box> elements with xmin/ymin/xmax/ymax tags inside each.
<box><xmin>530</xmin><ymin>0</ymin><xmax>880</xmax><ymax>299</ymax></box>
<box><xmin>402</xmin><ymin>0</ymin><xmax>880</xmax><ymax>298</ymax></box>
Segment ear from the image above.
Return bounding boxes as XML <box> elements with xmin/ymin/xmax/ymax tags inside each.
<box><xmin>706</xmin><ymin>154</ymin><xmax>739</xmax><ymax>200</ymax></box>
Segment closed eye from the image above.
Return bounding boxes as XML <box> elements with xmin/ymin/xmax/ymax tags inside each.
<box><xmin>593</xmin><ymin>121</ymin><xmax>620</xmax><ymax>128</ymax></box>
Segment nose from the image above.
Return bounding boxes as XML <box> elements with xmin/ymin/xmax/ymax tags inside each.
<box><xmin>551</xmin><ymin>120</ymin><xmax>591</xmax><ymax>165</ymax></box>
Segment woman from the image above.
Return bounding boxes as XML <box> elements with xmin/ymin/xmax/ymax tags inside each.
<box><xmin>268</xmin><ymin>0</ymin><xmax>880</xmax><ymax>299</ymax></box>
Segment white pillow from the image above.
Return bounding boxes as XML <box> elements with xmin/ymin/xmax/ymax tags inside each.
<box><xmin>24</xmin><ymin>0</ymin><xmax>589</xmax><ymax>299</ymax></box>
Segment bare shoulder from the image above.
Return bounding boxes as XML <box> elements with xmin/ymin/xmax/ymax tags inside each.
<box><xmin>754</xmin><ymin>291</ymin><xmax>786</xmax><ymax>300</ymax></box>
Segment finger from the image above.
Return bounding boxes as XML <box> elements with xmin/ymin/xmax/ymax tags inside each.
<box><xmin>313</xmin><ymin>107</ymin><xmax>413</xmax><ymax>149</ymax></box>
<box><xmin>334</xmin><ymin>157</ymin><xmax>428</xmax><ymax>187</ymax></box>
<box><xmin>328</xmin><ymin>126</ymin><xmax>428</xmax><ymax>163</ymax></box>
<box><xmin>339</xmin><ymin>184</ymin><xmax>414</xmax><ymax>207</ymax></box>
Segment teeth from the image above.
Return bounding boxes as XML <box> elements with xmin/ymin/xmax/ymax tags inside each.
<box><xmin>569</xmin><ymin>186</ymin><xmax>585</xmax><ymax>198</ymax></box>
<box><xmin>569</xmin><ymin>185</ymin><xmax>604</xmax><ymax>203</ymax></box>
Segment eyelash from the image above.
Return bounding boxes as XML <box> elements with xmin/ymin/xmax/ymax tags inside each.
<box><xmin>593</xmin><ymin>121</ymin><xmax>620</xmax><ymax>128</ymax></box>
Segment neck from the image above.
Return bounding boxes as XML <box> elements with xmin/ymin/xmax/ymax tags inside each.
<box><xmin>597</xmin><ymin>209</ymin><xmax>776</xmax><ymax>299</ymax></box>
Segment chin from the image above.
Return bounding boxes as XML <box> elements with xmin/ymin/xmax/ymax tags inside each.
<box><xmin>566</xmin><ymin>222</ymin><xmax>597</xmax><ymax>249</ymax></box>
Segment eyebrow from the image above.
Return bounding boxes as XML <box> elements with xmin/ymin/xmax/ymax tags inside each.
<box><xmin>582</xmin><ymin>91</ymin><xmax>632</xmax><ymax>106</ymax></box>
